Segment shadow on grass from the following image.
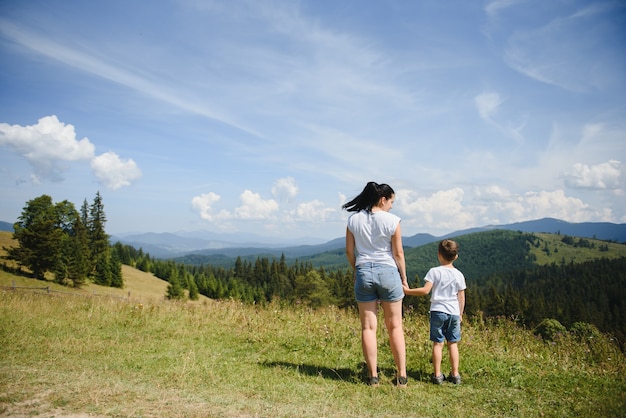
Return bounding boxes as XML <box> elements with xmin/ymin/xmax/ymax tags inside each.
<box><xmin>261</xmin><ymin>361</ymin><xmax>361</xmax><ymax>383</ymax></box>
<box><xmin>0</xmin><ymin>262</ymin><xmax>36</xmax><ymax>279</ymax></box>
<box><xmin>406</xmin><ymin>369</ymin><xmax>428</xmax><ymax>383</ymax></box>
<box><xmin>261</xmin><ymin>361</ymin><xmax>429</xmax><ymax>385</ymax></box>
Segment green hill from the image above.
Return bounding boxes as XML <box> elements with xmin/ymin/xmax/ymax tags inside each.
<box><xmin>0</xmin><ymin>231</ymin><xmax>208</xmax><ymax>303</ymax></box>
<box><xmin>404</xmin><ymin>230</ymin><xmax>626</xmax><ymax>282</ymax></box>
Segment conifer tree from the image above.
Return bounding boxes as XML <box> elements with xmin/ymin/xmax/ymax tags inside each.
<box><xmin>8</xmin><ymin>195</ymin><xmax>64</xmax><ymax>279</ymax></box>
<box><xmin>56</xmin><ymin>200</ymin><xmax>89</xmax><ymax>287</ymax></box>
<box><xmin>87</xmin><ymin>191</ymin><xmax>110</xmax><ymax>276</ymax></box>
<box><xmin>187</xmin><ymin>273</ymin><xmax>199</xmax><ymax>300</ymax></box>
<box><xmin>166</xmin><ymin>266</ymin><xmax>185</xmax><ymax>299</ymax></box>
<box><xmin>109</xmin><ymin>251</ymin><xmax>124</xmax><ymax>288</ymax></box>
<box><xmin>94</xmin><ymin>253</ymin><xmax>112</xmax><ymax>286</ymax></box>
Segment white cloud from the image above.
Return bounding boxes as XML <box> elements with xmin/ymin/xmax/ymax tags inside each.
<box><xmin>0</xmin><ymin>115</ymin><xmax>95</xmax><ymax>182</ymax></box>
<box><xmin>394</xmin><ymin>185</ymin><xmax>613</xmax><ymax>234</ymax></box>
<box><xmin>484</xmin><ymin>0</ymin><xmax>526</xmax><ymax>19</ymax></box>
<box><xmin>517</xmin><ymin>190</ymin><xmax>592</xmax><ymax>221</ymax></box>
<box><xmin>234</xmin><ymin>190</ymin><xmax>279</xmax><ymax>220</ymax></box>
<box><xmin>292</xmin><ymin>200</ymin><xmax>336</xmax><ymax>222</ymax></box>
<box><xmin>272</xmin><ymin>176</ymin><xmax>299</xmax><ymax>201</ymax></box>
<box><xmin>475</xmin><ymin>92</ymin><xmax>502</xmax><ymax>121</ymax></box>
<box><xmin>192</xmin><ymin>189</ymin><xmax>280</xmax><ymax>224</ymax></box>
<box><xmin>474</xmin><ymin>92</ymin><xmax>525</xmax><ymax>144</ymax></box>
<box><xmin>90</xmin><ymin>152</ymin><xmax>142</xmax><ymax>190</ymax></box>
<box><xmin>396</xmin><ymin>187</ymin><xmax>476</xmax><ymax>231</ymax></box>
<box><xmin>564</xmin><ymin>160</ymin><xmax>622</xmax><ymax>190</ymax></box>
<box><xmin>191</xmin><ymin>192</ymin><xmax>223</xmax><ymax>221</ymax></box>
<box><xmin>0</xmin><ymin>115</ymin><xmax>141</xmax><ymax>189</ymax></box>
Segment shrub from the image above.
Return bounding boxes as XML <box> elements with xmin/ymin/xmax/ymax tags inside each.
<box><xmin>570</xmin><ymin>322</ymin><xmax>602</xmax><ymax>342</ymax></box>
<box><xmin>533</xmin><ymin>318</ymin><xmax>566</xmax><ymax>341</ymax></box>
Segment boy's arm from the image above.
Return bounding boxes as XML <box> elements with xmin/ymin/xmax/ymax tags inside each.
<box><xmin>403</xmin><ymin>281</ymin><xmax>432</xmax><ymax>296</ymax></box>
<box><xmin>457</xmin><ymin>289</ymin><xmax>465</xmax><ymax>322</ymax></box>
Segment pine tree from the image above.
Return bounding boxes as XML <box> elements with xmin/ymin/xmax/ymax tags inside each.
<box><xmin>8</xmin><ymin>195</ymin><xmax>64</xmax><ymax>279</ymax></box>
<box><xmin>166</xmin><ymin>266</ymin><xmax>185</xmax><ymax>300</ymax></box>
<box><xmin>94</xmin><ymin>253</ymin><xmax>112</xmax><ymax>286</ymax></box>
<box><xmin>187</xmin><ymin>273</ymin><xmax>199</xmax><ymax>300</ymax></box>
<box><xmin>59</xmin><ymin>201</ymin><xmax>89</xmax><ymax>287</ymax></box>
<box><xmin>88</xmin><ymin>192</ymin><xmax>110</xmax><ymax>277</ymax></box>
<box><xmin>109</xmin><ymin>251</ymin><xmax>124</xmax><ymax>288</ymax></box>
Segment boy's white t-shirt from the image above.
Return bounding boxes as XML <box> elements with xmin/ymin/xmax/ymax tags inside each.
<box><xmin>347</xmin><ymin>210</ymin><xmax>400</xmax><ymax>268</ymax></box>
<box><xmin>424</xmin><ymin>265</ymin><xmax>467</xmax><ymax>316</ymax></box>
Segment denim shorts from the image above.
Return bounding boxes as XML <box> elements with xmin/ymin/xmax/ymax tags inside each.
<box><xmin>429</xmin><ymin>311</ymin><xmax>461</xmax><ymax>343</ymax></box>
<box><xmin>354</xmin><ymin>262</ymin><xmax>404</xmax><ymax>303</ymax></box>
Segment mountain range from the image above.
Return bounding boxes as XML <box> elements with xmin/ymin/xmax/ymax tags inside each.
<box><xmin>115</xmin><ymin>218</ymin><xmax>626</xmax><ymax>259</ymax></box>
<box><xmin>2</xmin><ymin>217</ymin><xmax>624</xmax><ymax>259</ymax></box>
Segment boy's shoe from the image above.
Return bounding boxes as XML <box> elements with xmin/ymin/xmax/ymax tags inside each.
<box><xmin>447</xmin><ymin>374</ymin><xmax>461</xmax><ymax>385</ymax></box>
<box><xmin>396</xmin><ymin>376</ymin><xmax>408</xmax><ymax>387</ymax></box>
<box><xmin>430</xmin><ymin>374</ymin><xmax>445</xmax><ymax>385</ymax></box>
<box><xmin>368</xmin><ymin>376</ymin><xmax>380</xmax><ymax>387</ymax></box>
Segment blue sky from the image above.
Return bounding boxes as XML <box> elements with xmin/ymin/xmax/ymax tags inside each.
<box><xmin>1</xmin><ymin>0</ymin><xmax>625</xmax><ymax>243</ymax></box>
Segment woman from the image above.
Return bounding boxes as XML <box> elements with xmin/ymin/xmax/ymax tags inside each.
<box><xmin>342</xmin><ymin>181</ymin><xmax>408</xmax><ymax>387</ymax></box>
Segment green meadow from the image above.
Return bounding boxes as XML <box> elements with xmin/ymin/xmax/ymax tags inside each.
<box><xmin>1</xmin><ymin>281</ymin><xmax>624</xmax><ymax>417</ymax></box>
<box><xmin>1</xmin><ymin>231</ymin><xmax>625</xmax><ymax>417</ymax></box>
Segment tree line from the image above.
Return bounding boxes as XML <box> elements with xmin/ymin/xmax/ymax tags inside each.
<box><xmin>118</xmin><ymin>230</ymin><xmax>625</xmax><ymax>347</ymax></box>
<box><xmin>5</xmin><ymin>193</ymin><xmax>122</xmax><ymax>288</ymax></box>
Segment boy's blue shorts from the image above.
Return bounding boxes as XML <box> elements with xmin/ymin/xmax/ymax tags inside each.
<box><xmin>429</xmin><ymin>311</ymin><xmax>461</xmax><ymax>343</ymax></box>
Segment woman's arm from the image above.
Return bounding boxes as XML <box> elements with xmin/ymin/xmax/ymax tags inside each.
<box><xmin>345</xmin><ymin>227</ymin><xmax>356</xmax><ymax>271</ymax></box>
<box><xmin>391</xmin><ymin>223</ymin><xmax>408</xmax><ymax>286</ymax></box>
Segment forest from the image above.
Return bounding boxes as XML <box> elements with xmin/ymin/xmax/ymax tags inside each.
<box><xmin>4</xmin><ymin>194</ymin><xmax>626</xmax><ymax>349</ymax></box>
<box><xmin>5</xmin><ymin>193</ymin><xmax>122</xmax><ymax>288</ymax></box>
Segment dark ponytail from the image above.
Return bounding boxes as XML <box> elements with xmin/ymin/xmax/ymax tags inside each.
<box><xmin>342</xmin><ymin>181</ymin><xmax>395</xmax><ymax>212</ymax></box>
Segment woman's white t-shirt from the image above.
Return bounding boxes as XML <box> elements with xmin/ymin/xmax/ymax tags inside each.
<box><xmin>347</xmin><ymin>210</ymin><xmax>400</xmax><ymax>268</ymax></box>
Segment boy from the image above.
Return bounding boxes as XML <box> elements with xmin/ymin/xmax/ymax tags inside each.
<box><xmin>403</xmin><ymin>239</ymin><xmax>466</xmax><ymax>385</ymax></box>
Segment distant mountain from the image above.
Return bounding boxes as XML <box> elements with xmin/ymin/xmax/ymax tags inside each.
<box><xmin>442</xmin><ymin>218</ymin><xmax>626</xmax><ymax>243</ymax></box>
<box><xmin>0</xmin><ymin>221</ymin><xmax>13</xmax><ymax>232</ymax></box>
<box><xmin>402</xmin><ymin>233</ymin><xmax>438</xmax><ymax>247</ymax></box>
<box><xmin>109</xmin><ymin>218</ymin><xmax>626</xmax><ymax>261</ymax></box>
<box><xmin>111</xmin><ymin>232</ymin><xmax>340</xmax><ymax>259</ymax></box>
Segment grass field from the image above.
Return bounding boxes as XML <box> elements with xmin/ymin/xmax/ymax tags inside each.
<box><xmin>1</xmin><ymin>281</ymin><xmax>625</xmax><ymax>416</ymax></box>
<box><xmin>1</xmin><ymin>231</ymin><xmax>625</xmax><ymax>417</ymax></box>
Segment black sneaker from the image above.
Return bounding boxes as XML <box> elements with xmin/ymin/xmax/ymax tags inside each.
<box><xmin>430</xmin><ymin>374</ymin><xmax>445</xmax><ymax>385</ymax></box>
<box><xmin>447</xmin><ymin>374</ymin><xmax>461</xmax><ymax>385</ymax></box>
<box><xmin>368</xmin><ymin>376</ymin><xmax>380</xmax><ymax>387</ymax></box>
<box><xmin>396</xmin><ymin>376</ymin><xmax>408</xmax><ymax>387</ymax></box>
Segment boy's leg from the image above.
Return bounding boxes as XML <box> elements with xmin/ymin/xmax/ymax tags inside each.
<box><xmin>447</xmin><ymin>341</ymin><xmax>459</xmax><ymax>377</ymax></box>
<box><xmin>432</xmin><ymin>342</ymin><xmax>444</xmax><ymax>377</ymax></box>
<box><xmin>381</xmin><ymin>300</ymin><xmax>407</xmax><ymax>379</ymax></box>
<box><xmin>358</xmin><ymin>301</ymin><xmax>379</xmax><ymax>378</ymax></box>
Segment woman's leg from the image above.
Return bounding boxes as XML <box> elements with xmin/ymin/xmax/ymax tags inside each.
<box><xmin>381</xmin><ymin>300</ymin><xmax>406</xmax><ymax>379</ymax></box>
<box><xmin>358</xmin><ymin>301</ymin><xmax>379</xmax><ymax>378</ymax></box>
